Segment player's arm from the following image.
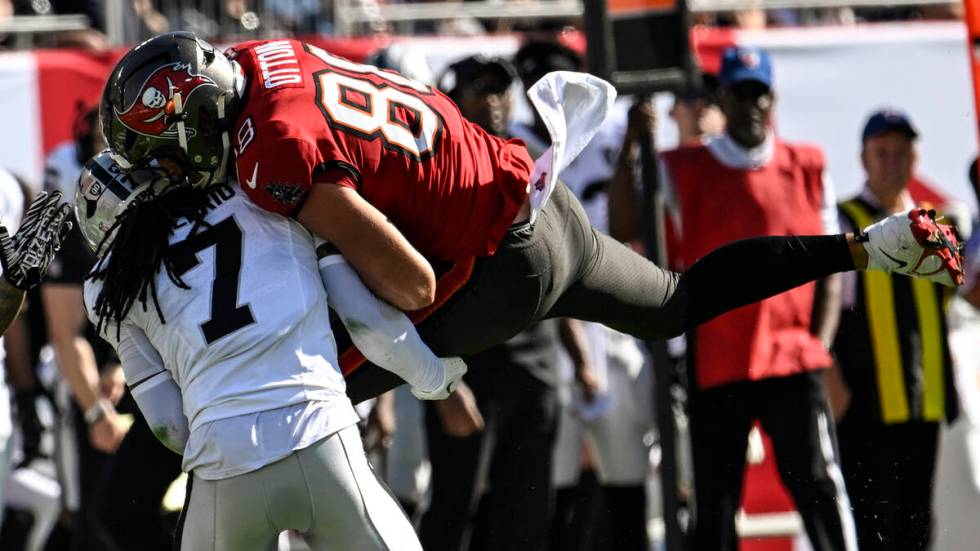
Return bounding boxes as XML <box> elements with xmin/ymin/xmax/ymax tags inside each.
<box><xmin>114</xmin><ymin>322</ymin><xmax>188</xmax><ymax>454</ymax></box>
<box><xmin>84</xmin><ymin>282</ymin><xmax>187</xmax><ymax>453</ymax></box>
<box><xmin>318</xmin><ymin>245</ymin><xmax>463</xmax><ymax>400</ymax></box>
<box><xmin>44</xmin><ymin>284</ymin><xmax>103</xmax><ymax>417</ymax></box>
<box><xmin>241</xmin><ymin>133</ymin><xmax>434</xmax><ymax>311</ymax></box>
<box><xmin>45</xmin><ymin>283</ymin><xmax>128</xmax><ymax>453</ymax></box>
<box><xmin>300</xmin><ymin>183</ymin><xmax>435</xmax><ymax>311</ymax></box>
<box><xmin>558</xmin><ymin>318</ymin><xmax>600</xmax><ymax>401</ymax></box>
<box><xmin>812</xmin><ymin>275</ymin><xmax>842</xmax><ymax>347</ymax></box>
<box><xmin>608</xmin><ymin>101</ymin><xmax>655</xmax><ymax>243</ymax></box>
<box><xmin>813</xmin><ymin>269</ymin><xmax>845</xmax><ymax>419</ymax></box>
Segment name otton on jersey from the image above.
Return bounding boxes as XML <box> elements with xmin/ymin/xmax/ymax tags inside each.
<box><xmin>254</xmin><ymin>40</ymin><xmax>302</xmax><ymax>90</ymax></box>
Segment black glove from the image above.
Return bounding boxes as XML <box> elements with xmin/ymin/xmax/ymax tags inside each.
<box><xmin>0</xmin><ymin>190</ymin><xmax>73</xmax><ymax>290</ymax></box>
<box><xmin>14</xmin><ymin>390</ymin><xmax>42</xmax><ymax>469</ymax></box>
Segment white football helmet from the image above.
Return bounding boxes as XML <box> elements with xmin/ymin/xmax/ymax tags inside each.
<box><xmin>75</xmin><ymin>150</ymin><xmax>172</xmax><ymax>255</ymax></box>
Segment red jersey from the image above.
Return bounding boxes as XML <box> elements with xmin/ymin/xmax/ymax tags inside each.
<box><xmin>227</xmin><ymin>39</ymin><xmax>533</xmax><ymax>261</ymax></box>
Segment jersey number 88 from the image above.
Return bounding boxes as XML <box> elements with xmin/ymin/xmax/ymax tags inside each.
<box><xmin>309</xmin><ymin>46</ymin><xmax>442</xmax><ymax>161</ymax></box>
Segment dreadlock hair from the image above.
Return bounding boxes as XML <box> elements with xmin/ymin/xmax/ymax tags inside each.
<box><xmin>89</xmin><ymin>185</ymin><xmax>215</xmax><ymax>339</ymax></box>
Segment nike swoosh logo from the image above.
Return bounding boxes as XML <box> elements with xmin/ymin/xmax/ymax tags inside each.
<box><xmin>880</xmin><ymin>249</ymin><xmax>908</xmax><ymax>269</ymax></box>
<box><xmin>246</xmin><ymin>162</ymin><xmax>259</xmax><ymax>189</ymax></box>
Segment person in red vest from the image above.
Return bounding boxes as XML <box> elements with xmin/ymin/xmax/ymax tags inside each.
<box><xmin>661</xmin><ymin>46</ymin><xmax>857</xmax><ymax>551</ymax></box>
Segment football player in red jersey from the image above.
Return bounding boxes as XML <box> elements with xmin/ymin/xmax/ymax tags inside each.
<box><xmin>98</xmin><ymin>32</ymin><xmax>965</xmax><ymax>403</ymax></box>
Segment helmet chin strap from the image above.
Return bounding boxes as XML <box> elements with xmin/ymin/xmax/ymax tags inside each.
<box><xmin>211</xmin><ymin>131</ymin><xmax>230</xmax><ymax>184</ymax></box>
<box><xmin>211</xmin><ymin>59</ymin><xmax>247</xmax><ymax>186</ymax></box>
<box><xmin>213</xmin><ymin>93</ymin><xmax>230</xmax><ymax>185</ymax></box>
<box><xmin>173</xmin><ymin>91</ymin><xmax>189</xmax><ymax>153</ymax></box>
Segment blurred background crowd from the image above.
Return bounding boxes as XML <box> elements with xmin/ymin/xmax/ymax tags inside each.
<box><xmin>0</xmin><ymin>1</ymin><xmax>974</xmax><ymax>551</ymax></box>
<box><xmin>0</xmin><ymin>0</ymin><xmax>968</xmax><ymax>49</ymax></box>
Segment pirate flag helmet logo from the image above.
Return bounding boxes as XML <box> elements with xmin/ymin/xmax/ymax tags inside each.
<box><xmin>114</xmin><ymin>62</ymin><xmax>216</xmax><ymax>138</ymax></box>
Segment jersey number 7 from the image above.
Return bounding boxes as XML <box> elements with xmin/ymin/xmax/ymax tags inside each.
<box><xmin>168</xmin><ymin>216</ymin><xmax>256</xmax><ymax>344</ymax></box>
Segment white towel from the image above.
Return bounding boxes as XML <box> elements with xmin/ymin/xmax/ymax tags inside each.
<box><xmin>525</xmin><ymin>71</ymin><xmax>617</xmax><ymax>223</ymax></box>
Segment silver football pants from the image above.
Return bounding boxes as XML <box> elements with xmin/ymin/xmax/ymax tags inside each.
<box><xmin>179</xmin><ymin>424</ymin><xmax>421</xmax><ymax>551</ymax></box>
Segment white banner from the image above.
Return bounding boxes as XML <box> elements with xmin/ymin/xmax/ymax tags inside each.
<box><xmin>0</xmin><ymin>53</ymin><xmax>40</xmax><ymax>186</ymax></box>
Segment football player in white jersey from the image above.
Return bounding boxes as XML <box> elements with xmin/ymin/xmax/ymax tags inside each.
<box><xmin>77</xmin><ymin>151</ymin><xmax>464</xmax><ymax>551</ymax></box>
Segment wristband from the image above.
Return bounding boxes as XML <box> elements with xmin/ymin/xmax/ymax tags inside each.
<box><xmin>83</xmin><ymin>398</ymin><xmax>112</xmax><ymax>425</ymax></box>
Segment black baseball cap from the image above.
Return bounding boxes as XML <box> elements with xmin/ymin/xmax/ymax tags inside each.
<box><xmin>437</xmin><ymin>55</ymin><xmax>517</xmax><ymax>100</ymax></box>
<box><xmin>513</xmin><ymin>40</ymin><xmax>582</xmax><ymax>86</ymax></box>
<box><xmin>862</xmin><ymin>109</ymin><xmax>919</xmax><ymax>142</ymax></box>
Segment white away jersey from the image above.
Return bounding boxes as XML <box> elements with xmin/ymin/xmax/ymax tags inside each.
<box><xmin>84</xmin><ymin>184</ymin><xmax>355</xmax><ymax>440</ymax></box>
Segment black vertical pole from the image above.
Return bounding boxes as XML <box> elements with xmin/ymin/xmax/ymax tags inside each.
<box><xmin>583</xmin><ymin>0</ymin><xmax>689</xmax><ymax>545</ymax></box>
<box><xmin>583</xmin><ymin>0</ymin><xmax>615</xmax><ymax>85</ymax></box>
<box><xmin>638</xmin><ymin>108</ymin><xmax>685</xmax><ymax>551</ymax></box>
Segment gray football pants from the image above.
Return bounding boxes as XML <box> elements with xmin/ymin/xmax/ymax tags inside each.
<box><xmin>177</xmin><ymin>425</ymin><xmax>421</xmax><ymax>551</ymax></box>
<box><xmin>344</xmin><ymin>182</ymin><xmax>854</xmax><ymax>403</ymax></box>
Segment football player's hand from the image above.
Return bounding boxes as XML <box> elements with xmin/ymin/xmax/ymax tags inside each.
<box><xmin>89</xmin><ymin>410</ymin><xmax>127</xmax><ymax>454</ymax></box>
<box><xmin>699</xmin><ymin>104</ymin><xmax>726</xmax><ymax>138</ymax></box>
<box><xmin>412</xmin><ymin>357</ymin><xmax>468</xmax><ymax>401</ymax></box>
<box><xmin>575</xmin><ymin>361</ymin><xmax>601</xmax><ymax>403</ymax></box>
<box><xmin>435</xmin><ymin>381</ymin><xmax>484</xmax><ymax>438</ymax></box>
<box><xmin>0</xmin><ymin>191</ymin><xmax>73</xmax><ymax>291</ymax></box>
